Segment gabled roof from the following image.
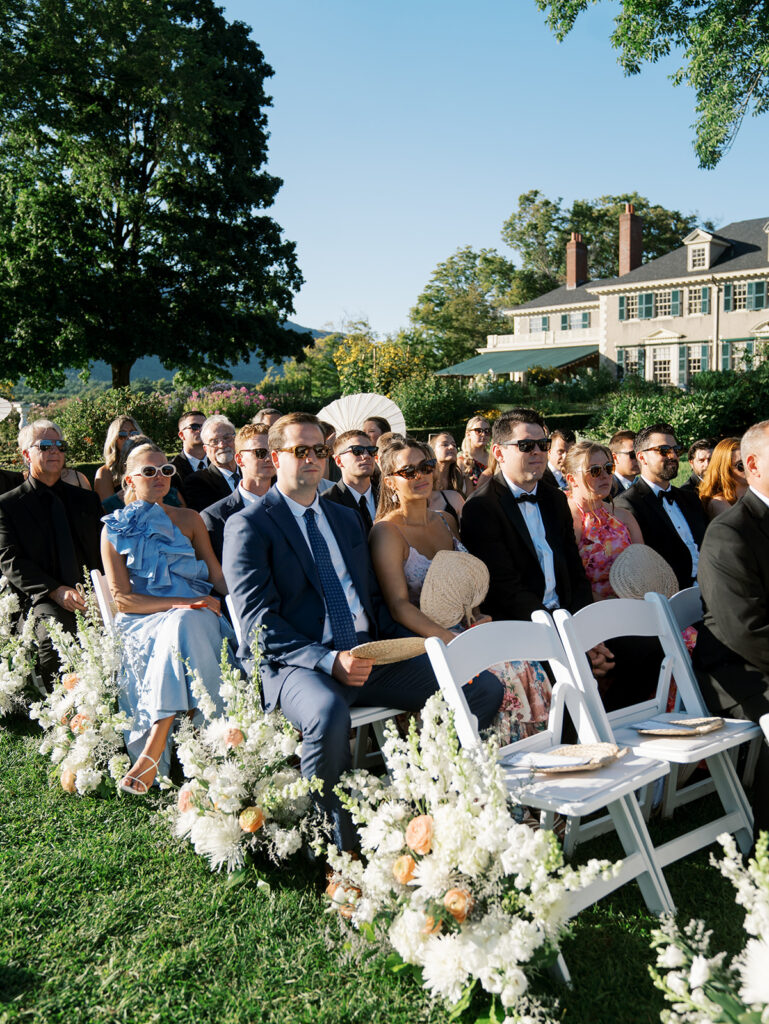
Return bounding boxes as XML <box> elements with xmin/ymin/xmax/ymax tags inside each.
<box><xmin>506</xmin><ymin>279</ymin><xmax>605</xmax><ymax>312</ymax></box>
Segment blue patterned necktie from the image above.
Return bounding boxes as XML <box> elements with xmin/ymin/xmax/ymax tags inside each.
<box><xmin>303</xmin><ymin>507</ymin><xmax>358</xmax><ymax>651</ymax></box>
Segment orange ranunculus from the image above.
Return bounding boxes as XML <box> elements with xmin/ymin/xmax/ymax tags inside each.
<box><xmin>405</xmin><ymin>814</ymin><xmax>434</xmax><ymax>855</ymax></box>
<box><xmin>178</xmin><ymin>788</ymin><xmax>194</xmax><ymax>813</ymax></box>
<box><xmin>422</xmin><ymin>914</ymin><xmax>442</xmax><ymax>936</ymax></box>
<box><xmin>326</xmin><ymin>878</ymin><xmax>361</xmax><ymax>920</ymax></box>
<box><xmin>444</xmin><ymin>888</ymin><xmax>473</xmax><ymax>924</ymax></box>
<box><xmin>69</xmin><ymin>713</ymin><xmax>90</xmax><ymax>734</ymax></box>
<box><xmin>62</xmin><ymin>673</ymin><xmax>79</xmax><ymax>691</ymax></box>
<box><xmin>392</xmin><ymin>854</ymin><xmax>416</xmax><ymax>885</ymax></box>
<box><xmin>225</xmin><ymin>728</ymin><xmax>244</xmax><ymax>748</ymax></box>
<box><xmin>60</xmin><ymin>768</ymin><xmax>77</xmax><ymax>793</ymax></box>
<box><xmin>239</xmin><ymin>806</ymin><xmax>265</xmax><ymax>833</ymax></box>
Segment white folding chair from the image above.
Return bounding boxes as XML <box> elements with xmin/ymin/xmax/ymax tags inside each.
<box><xmin>224</xmin><ymin>595</ymin><xmax>404</xmax><ymax>770</ymax></box>
<box><xmin>90</xmin><ymin>569</ymin><xmax>117</xmax><ymax>629</ymax></box>
<box><xmin>424</xmin><ymin>618</ymin><xmax>675</xmax><ymax>920</ymax></box>
<box><xmin>554</xmin><ymin>593</ymin><xmax>759</xmax><ymax>863</ymax></box>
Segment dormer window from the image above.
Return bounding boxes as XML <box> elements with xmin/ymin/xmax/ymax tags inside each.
<box><xmin>689</xmin><ymin>246</ymin><xmax>707</xmax><ymax>270</ymax></box>
<box><xmin>683</xmin><ymin>227</ymin><xmax>730</xmax><ymax>272</ymax></box>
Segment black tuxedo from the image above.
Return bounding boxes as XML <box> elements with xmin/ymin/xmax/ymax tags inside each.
<box><xmin>614</xmin><ymin>477</ymin><xmax>706</xmax><ymax>589</ymax></box>
<box><xmin>321</xmin><ymin>479</ymin><xmax>379</xmax><ymax>534</ymax></box>
<box><xmin>201</xmin><ymin>488</ymin><xmax>246</xmax><ymax>563</ymax></box>
<box><xmin>679</xmin><ymin>472</ymin><xmax>701</xmax><ymax>494</ymax></box>
<box><xmin>171</xmin><ymin>451</ymin><xmax>207</xmax><ymax>483</ymax></box>
<box><xmin>184</xmin><ymin>464</ymin><xmax>239</xmax><ymax>512</ymax></box>
<box><xmin>460</xmin><ymin>474</ymin><xmax>593</xmax><ymax>621</ymax></box>
<box><xmin>0</xmin><ymin>468</ymin><xmax>23</xmax><ymax>496</ymax></box>
<box><xmin>609</xmin><ymin>473</ymin><xmax>634</xmax><ymax>500</ymax></box>
<box><xmin>693</xmin><ymin>488</ymin><xmax>769</xmax><ymax>834</ymax></box>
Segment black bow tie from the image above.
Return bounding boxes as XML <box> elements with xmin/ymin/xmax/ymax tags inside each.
<box><xmin>514</xmin><ymin>492</ymin><xmax>538</xmax><ymax>504</ymax></box>
<box><xmin>658</xmin><ymin>489</ymin><xmax>676</xmax><ymax>505</ymax></box>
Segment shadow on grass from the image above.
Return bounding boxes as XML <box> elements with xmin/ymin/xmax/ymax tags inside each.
<box><xmin>0</xmin><ymin>964</ymin><xmax>37</xmax><ymax>1002</ymax></box>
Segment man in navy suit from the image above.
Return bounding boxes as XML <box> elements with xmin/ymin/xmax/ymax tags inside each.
<box><xmin>223</xmin><ymin>413</ymin><xmax>502</xmax><ymax>848</ymax></box>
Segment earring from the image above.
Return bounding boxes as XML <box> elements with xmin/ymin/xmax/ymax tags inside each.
<box><xmin>390</xmin><ymin>490</ymin><xmax>399</xmax><ymax>504</ymax></box>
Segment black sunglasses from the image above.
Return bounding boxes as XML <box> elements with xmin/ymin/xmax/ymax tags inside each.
<box><xmin>640</xmin><ymin>445</ymin><xmax>681</xmax><ymax>457</ymax></box>
<box><xmin>338</xmin><ymin>444</ymin><xmax>377</xmax><ymax>457</ymax></box>
<box><xmin>581</xmin><ymin>462</ymin><xmax>614</xmax><ymax>479</ymax></box>
<box><xmin>240</xmin><ymin>447</ymin><xmax>270</xmax><ymax>459</ymax></box>
<box><xmin>499</xmin><ymin>438</ymin><xmax>551</xmax><ymax>454</ymax></box>
<box><xmin>182</xmin><ymin>422</ymin><xmax>205</xmax><ymax>432</ymax></box>
<box><xmin>276</xmin><ymin>444</ymin><xmax>331</xmax><ymax>459</ymax></box>
<box><xmin>390</xmin><ymin>458</ymin><xmax>437</xmax><ymax>480</ymax></box>
<box><xmin>736</xmin><ymin>460</ymin><xmax>745</xmax><ymax>472</ymax></box>
<box><xmin>31</xmin><ymin>439</ymin><xmax>67</xmax><ymax>453</ymax></box>
<box><xmin>117</xmin><ymin>430</ymin><xmax>140</xmax><ymax>439</ymax></box>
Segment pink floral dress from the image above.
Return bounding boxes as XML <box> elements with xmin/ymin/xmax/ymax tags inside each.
<box><xmin>576</xmin><ymin>504</ymin><xmax>631</xmax><ymax>601</ymax></box>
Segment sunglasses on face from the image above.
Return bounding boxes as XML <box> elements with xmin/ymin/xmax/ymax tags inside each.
<box><xmin>276</xmin><ymin>444</ymin><xmax>331</xmax><ymax>459</ymax></box>
<box><xmin>338</xmin><ymin>444</ymin><xmax>377</xmax><ymax>457</ymax></box>
<box><xmin>390</xmin><ymin>458</ymin><xmax>437</xmax><ymax>480</ymax></box>
<box><xmin>640</xmin><ymin>445</ymin><xmax>681</xmax><ymax>457</ymax></box>
<box><xmin>117</xmin><ymin>430</ymin><xmax>140</xmax><ymax>440</ymax></box>
<box><xmin>135</xmin><ymin>464</ymin><xmax>176</xmax><ymax>479</ymax></box>
<box><xmin>240</xmin><ymin>447</ymin><xmax>270</xmax><ymax>459</ymax></box>
<box><xmin>182</xmin><ymin>423</ymin><xmax>205</xmax><ymax>432</ymax></box>
<box><xmin>471</xmin><ymin>427</ymin><xmax>491</xmax><ymax>435</ymax></box>
<box><xmin>499</xmin><ymin>438</ymin><xmax>551</xmax><ymax>454</ymax></box>
<box><xmin>580</xmin><ymin>463</ymin><xmax>614</xmax><ymax>479</ymax></box>
<box><xmin>736</xmin><ymin>460</ymin><xmax>745</xmax><ymax>472</ymax></box>
<box><xmin>31</xmin><ymin>439</ymin><xmax>67</xmax><ymax>453</ymax></box>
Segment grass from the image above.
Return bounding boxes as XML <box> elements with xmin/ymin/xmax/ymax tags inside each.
<box><xmin>0</xmin><ymin>711</ymin><xmax>747</xmax><ymax>1024</ymax></box>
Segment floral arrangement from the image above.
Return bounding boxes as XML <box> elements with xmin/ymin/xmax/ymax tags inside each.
<box><xmin>0</xmin><ymin>591</ymin><xmax>39</xmax><ymax>717</ymax></box>
<box><xmin>29</xmin><ymin>591</ymin><xmax>129</xmax><ymax>795</ymax></box>
<box><xmin>167</xmin><ymin>643</ymin><xmax>322</xmax><ymax>874</ymax></box>
<box><xmin>325</xmin><ymin>693</ymin><xmax>614</xmax><ymax>1022</ymax></box>
<box><xmin>179</xmin><ymin>385</ymin><xmax>274</xmax><ymax>425</ymax></box>
<box><xmin>650</xmin><ymin>831</ymin><xmax>769</xmax><ymax>1023</ymax></box>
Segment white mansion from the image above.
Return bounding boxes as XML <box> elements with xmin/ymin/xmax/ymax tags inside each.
<box><xmin>437</xmin><ymin>207</ymin><xmax>769</xmax><ymax>386</ymax></box>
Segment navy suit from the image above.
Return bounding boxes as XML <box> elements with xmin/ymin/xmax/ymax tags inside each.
<box><xmin>201</xmin><ymin>488</ymin><xmax>246</xmax><ymax>563</ymax></box>
<box><xmin>222</xmin><ymin>488</ymin><xmax>502</xmax><ymax>847</ymax></box>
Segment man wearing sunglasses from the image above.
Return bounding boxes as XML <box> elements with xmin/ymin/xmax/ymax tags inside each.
<box><xmin>615</xmin><ymin>423</ymin><xmax>706</xmax><ymax>590</ymax></box>
<box><xmin>321</xmin><ymin>431</ymin><xmax>379</xmax><ymax>535</ymax></box>
<box><xmin>0</xmin><ymin>420</ymin><xmax>103</xmax><ymax>687</ymax></box>
<box><xmin>223</xmin><ymin>412</ymin><xmax>502</xmax><ymax>850</ymax></box>
<box><xmin>183</xmin><ymin>415</ymin><xmax>241</xmax><ymax>512</ymax></box>
<box><xmin>170</xmin><ymin>410</ymin><xmax>208</xmax><ymax>484</ymax></box>
<box><xmin>201</xmin><ymin>425</ymin><xmax>274</xmax><ymax>562</ymax></box>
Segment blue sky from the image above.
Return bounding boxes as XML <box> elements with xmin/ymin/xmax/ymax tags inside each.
<box><xmin>223</xmin><ymin>0</ymin><xmax>769</xmax><ymax>337</ymax></box>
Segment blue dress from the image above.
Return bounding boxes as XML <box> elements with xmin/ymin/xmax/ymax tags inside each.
<box><xmin>102</xmin><ymin>500</ymin><xmax>235</xmax><ymax>776</ymax></box>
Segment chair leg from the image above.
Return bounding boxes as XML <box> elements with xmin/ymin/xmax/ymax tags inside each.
<box><xmin>352</xmin><ymin>724</ymin><xmax>370</xmax><ymax>770</ymax></box>
<box><xmin>661</xmin><ymin>764</ymin><xmax>680</xmax><ymax>819</ymax></box>
<box><xmin>549</xmin><ymin>952</ymin><xmax>572</xmax><ymax>987</ymax></box>
<box><xmin>608</xmin><ymin>795</ymin><xmax>675</xmax><ymax>915</ymax></box>
<box><xmin>707</xmin><ymin>752</ymin><xmax>754</xmax><ymax>855</ymax></box>
<box><xmin>562</xmin><ymin>815</ymin><xmax>580</xmax><ymax>858</ymax></box>
<box><xmin>743</xmin><ymin>736</ymin><xmax>761</xmax><ymax>789</ymax></box>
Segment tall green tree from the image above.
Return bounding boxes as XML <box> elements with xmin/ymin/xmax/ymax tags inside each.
<box><xmin>0</xmin><ymin>0</ymin><xmax>303</xmax><ymax>389</ymax></box>
<box><xmin>502</xmin><ymin>190</ymin><xmax>709</xmax><ymax>283</ymax></box>
<box><xmin>535</xmin><ymin>0</ymin><xmax>769</xmax><ymax>168</ymax></box>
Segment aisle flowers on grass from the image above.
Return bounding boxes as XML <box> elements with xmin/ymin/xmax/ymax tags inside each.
<box><xmin>650</xmin><ymin>831</ymin><xmax>769</xmax><ymax>1023</ymax></box>
<box><xmin>0</xmin><ymin>591</ymin><xmax>38</xmax><ymax>717</ymax></box>
<box><xmin>167</xmin><ymin>642</ymin><xmax>322</xmax><ymax>874</ymax></box>
<box><xmin>325</xmin><ymin>693</ymin><xmax>616</xmax><ymax>1023</ymax></box>
<box><xmin>29</xmin><ymin>590</ymin><xmax>128</xmax><ymax>795</ymax></box>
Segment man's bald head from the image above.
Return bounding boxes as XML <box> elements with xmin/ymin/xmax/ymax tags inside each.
<box><xmin>741</xmin><ymin>420</ymin><xmax>769</xmax><ymax>497</ymax></box>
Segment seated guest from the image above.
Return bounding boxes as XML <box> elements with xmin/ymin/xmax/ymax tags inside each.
<box><xmin>546</xmin><ymin>429</ymin><xmax>571</xmax><ymax>490</ymax></box>
<box><xmin>102</xmin><ymin>436</ymin><xmax>186</xmax><ymax>513</ymax></box>
<box><xmin>681</xmin><ymin>438</ymin><xmax>715</xmax><ymax>493</ymax></box>
<box><xmin>319</xmin><ymin>420</ymin><xmax>341</xmax><ymax>483</ymax></box>
<box><xmin>458</xmin><ymin>415</ymin><xmax>491</xmax><ymax>491</ymax></box>
<box><xmin>608</xmin><ymin>429</ymin><xmax>640</xmax><ymax>498</ymax></box>
<box><xmin>362</xmin><ymin>416</ymin><xmax>390</xmax><ymax>446</ymax></box>
<box><xmin>371</xmin><ymin>436</ymin><xmax>551</xmax><ymax>745</ymax></box>
<box><xmin>0</xmin><ymin>466</ymin><xmax>24</xmax><ymax>495</ymax></box>
<box><xmin>428</xmin><ymin>431</ymin><xmax>466</xmax><ymax>524</ymax></box>
<box><xmin>222</xmin><ymin>413</ymin><xmax>502</xmax><ymax>849</ymax></box>
<box><xmin>184</xmin><ymin>415</ymin><xmax>240</xmax><ymax>512</ymax></box>
<box><xmin>101</xmin><ymin>442</ymin><xmax>234</xmax><ymax>795</ymax></box>
<box><xmin>0</xmin><ymin>419</ymin><xmax>103</xmax><ymax>686</ymax></box>
<box><xmin>171</xmin><ymin>410</ymin><xmax>208</xmax><ymax>484</ymax></box>
<box><xmin>94</xmin><ymin>416</ymin><xmax>141</xmax><ymax>501</ymax></box>
<box><xmin>698</xmin><ymin>437</ymin><xmax>747</xmax><ymax>521</ymax></box>
<box><xmin>564</xmin><ymin>441</ymin><xmax>643</xmax><ymax>600</ymax></box>
<box><xmin>321</xmin><ymin>430</ymin><xmax>379</xmax><ymax>534</ymax></box>
<box><xmin>614</xmin><ymin>423</ymin><xmax>706</xmax><ymax>591</ymax></box>
<box><xmin>251</xmin><ymin>407</ymin><xmax>281</xmax><ymax>429</ymax></box>
<box><xmin>693</xmin><ymin>419</ymin><xmax>769</xmax><ymax>837</ymax></box>
<box><xmin>201</xmin><ymin>424</ymin><xmax>274</xmax><ymax>562</ymax></box>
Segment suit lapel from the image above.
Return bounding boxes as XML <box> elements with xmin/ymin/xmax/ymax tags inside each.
<box><xmin>743</xmin><ymin>489</ymin><xmax>769</xmax><ymax>542</ymax></box>
<box><xmin>494</xmin><ymin>476</ymin><xmax>539</xmax><ymax>563</ymax></box>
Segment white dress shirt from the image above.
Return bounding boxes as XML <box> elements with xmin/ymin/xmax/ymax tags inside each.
<box><xmin>238</xmin><ymin>482</ymin><xmax>260</xmax><ymax>506</ymax></box>
<box><xmin>548</xmin><ymin>463</ymin><xmax>568</xmax><ymax>490</ymax></box>
<box><xmin>218</xmin><ymin>465</ymin><xmax>238</xmax><ymax>492</ymax></box>
<box><xmin>749</xmin><ymin>485</ymin><xmax>769</xmax><ymax>511</ymax></box>
<box><xmin>646</xmin><ymin>478</ymin><xmax>700</xmax><ymax>578</ymax></box>
<box><xmin>185</xmin><ymin>453</ymin><xmax>208</xmax><ymax>472</ymax></box>
<box><xmin>278</xmin><ymin>486</ymin><xmax>369</xmax><ymax>674</ymax></box>
<box><xmin>501</xmin><ymin>472</ymin><xmax>559</xmax><ymax>609</ymax></box>
<box><xmin>344</xmin><ymin>481</ymin><xmax>376</xmax><ymax>520</ymax></box>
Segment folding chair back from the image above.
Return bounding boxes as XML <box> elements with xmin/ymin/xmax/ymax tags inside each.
<box><xmin>667</xmin><ymin>585</ymin><xmax>702</xmax><ymax>632</ymax></box>
<box><xmin>90</xmin><ymin>569</ymin><xmax>117</xmax><ymax>629</ymax></box>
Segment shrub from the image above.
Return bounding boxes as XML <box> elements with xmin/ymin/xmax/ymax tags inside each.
<box><xmin>389</xmin><ymin>374</ymin><xmax>477</xmax><ymax>430</ymax></box>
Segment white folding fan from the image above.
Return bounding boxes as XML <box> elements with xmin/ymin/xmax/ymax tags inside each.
<box><xmin>316</xmin><ymin>393</ymin><xmax>406</xmax><ymax>436</ymax></box>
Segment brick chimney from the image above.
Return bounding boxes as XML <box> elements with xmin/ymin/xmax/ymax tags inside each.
<box><xmin>566</xmin><ymin>232</ymin><xmax>588</xmax><ymax>289</ymax></box>
<box><xmin>619</xmin><ymin>202</ymin><xmax>643</xmax><ymax>276</ymax></box>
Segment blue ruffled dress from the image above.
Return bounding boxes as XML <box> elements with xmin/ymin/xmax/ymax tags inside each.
<box><xmin>102</xmin><ymin>501</ymin><xmax>235</xmax><ymax>775</ymax></box>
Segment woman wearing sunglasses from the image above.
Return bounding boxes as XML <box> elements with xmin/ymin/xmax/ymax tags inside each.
<box><xmin>563</xmin><ymin>441</ymin><xmax>644</xmax><ymax>601</ymax></box>
<box><xmin>101</xmin><ymin>443</ymin><xmax>236</xmax><ymax>796</ymax></box>
<box><xmin>698</xmin><ymin>437</ymin><xmax>747</xmax><ymax>521</ymax></box>
<box><xmin>101</xmin><ymin>436</ymin><xmax>187</xmax><ymax>513</ymax></box>
<box><xmin>370</xmin><ymin>437</ymin><xmax>551</xmax><ymax>745</ymax></box>
<box><xmin>458</xmin><ymin>416</ymin><xmax>492</xmax><ymax>491</ymax></box>
<box><xmin>94</xmin><ymin>416</ymin><xmax>142</xmax><ymax>501</ymax></box>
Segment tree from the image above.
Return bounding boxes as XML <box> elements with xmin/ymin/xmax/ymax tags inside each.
<box><xmin>502</xmin><ymin>190</ymin><xmax>709</xmax><ymax>283</ymax></box>
<box><xmin>535</xmin><ymin>0</ymin><xmax>769</xmax><ymax>168</ymax></box>
<box><xmin>0</xmin><ymin>0</ymin><xmax>303</xmax><ymax>389</ymax></box>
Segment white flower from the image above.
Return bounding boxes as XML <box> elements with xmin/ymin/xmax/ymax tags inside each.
<box><xmin>272</xmin><ymin>828</ymin><xmax>302</xmax><ymax>860</ymax></box>
<box><xmin>189</xmin><ymin>812</ymin><xmax>244</xmax><ymax>872</ymax></box>
<box><xmin>688</xmin><ymin>954</ymin><xmax>711</xmax><ymax>990</ymax></box>
<box><xmin>420</xmin><ymin>934</ymin><xmax>470</xmax><ymax>1005</ymax></box>
<box><xmin>75</xmin><ymin>767</ymin><xmax>103</xmax><ymax>794</ymax></box>
<box><xmin>740</xmin><ymin>938</ymin><xmax>769</xmax><ymax>1006</ymax></box>
<box><xmin>658</xmin><ymin>944</ymin><xmax>687</xmax><ymax>969</ymax></box>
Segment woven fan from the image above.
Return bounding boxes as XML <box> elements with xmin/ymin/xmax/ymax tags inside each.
<box><xmin>316</xmin><ymin>393</ymin><xmax>406</xmax><ymax>436</ymax></box>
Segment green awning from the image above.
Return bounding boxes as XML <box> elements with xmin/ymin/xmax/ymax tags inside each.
<box><xmin>436</xmin><ymin>344</ymin><xmax>598</xmax><ymax>377</ymax></box>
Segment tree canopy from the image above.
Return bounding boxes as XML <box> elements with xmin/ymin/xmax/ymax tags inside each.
<box><xmin>535</xmin><ymin>0</ymin><xmax>769</xmax><ymax>168</ymax></box>
<box><xmin>0</xmin><ymin>0</ymin><xmax>303</xmax><ymax>388</ymax></box>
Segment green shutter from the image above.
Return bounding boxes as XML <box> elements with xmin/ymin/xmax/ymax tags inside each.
<box><xmin>701</xmin><ymin>343</ymin><xmax>709</xmax><ymax>371</ymax></box>
<box><xmin>671</xmin><ymin>289</ymin><xmax>681</xmax><ymax>316</ymax></box>
<box><xmin>751</xmin><ymin>281</ymin><xmax>767</xmax><ymax>310</ymax></box>
<box><xmin>747</xmin><ymin>282</ymin><xmax>758</xmax><ymax>310</ymax></box>
<box><xmin>542</xmin><ymin>316</ymin><xmax>549</xmax><ymax>331</ymax></box>
<box><xmin>724</xmin><ymin>283</ymin><xmax>733</xmax><ymax>311</ymax></box>
<box><xmin>678</xmin><ymin>344</ymin><xmax>687</xmax><ymax>382</ymax></box>
<box><xmin>637</xmin><ymin>347</ymin><xmax>646</xmax><ymax>377</ymax></box>
<box><xmin>639</xmin><ymin>293</ymin><xmax>654</xmax><ymax>319</ymax></box>
<box><xmin>561</xmin><ymin>313</ymin><xmax>568</xmax><ymax>331</ymax></box>
<box><xmin>721</xmin><ymin>341</ymin><xmax>732</xmax><ymax>370</ymax></box>
<box><xmin>618</xmin><ymin>295</ymin><xmax>626</xmax><ymax>321</ymax></box>
<box><xmin>582</xmin><ymin>311</ymin><xmax>590</xmax><ymax>328</ymax></box>
<box><xmin>616</xmin><ymin>348</ymin><xmax>625</xmax><ymax>375</ymax></box>
<box><xmin>701</xmin><ymin>286</ymin><xmax>710</xmax><ymax>315</ymax></box>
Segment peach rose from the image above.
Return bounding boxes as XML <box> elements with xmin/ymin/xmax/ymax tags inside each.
<box><xmin>178</xmin><ymin>788</ymin><xmax>194</xmax><ymax>813</ymax></box>
<box><xmin>60</xmin><ymin>768</ymin><xmax>77</xmax><ymax>793</ymax></box>
<box><xmin>326</xmin><ymin>878</ymin><xmax>361</xmax><ymax>920</ymax></box>
<box><xmin>392</xmin><ymin>854</ymin><xmax>416</xmax><ymax>885</ymax></box>
<box><xmin>239</xmin><ymin>806</ymin><xmax>265</xmax><ymax>833</ymax></box>
<box><xmin>444</xmin><ymin>888</ymin><xmax>473</xmax><ymax>924</ymax></box>
<box><xmin>62</xmin><ymin>673</ymin><xmax>79</xmax><ymax>691</ymax></box>
<box><xmin>69</xmin><ymin>713</ymin><xmax>90</xmax><ymax>734</ymax></box>
<box><xmin>422</xmin><ymin>914</ymin><xmax>442</xmax><ymax>936</ymax></box>
<box><xmin>225</xmin><ymin>728</ymin><xmax>244</xmax><ymax>748</ymax></box>
<box><xmin>405</xmin><ymin>814</ymin><xmax>433</xmax><ymax>855</ymax></box>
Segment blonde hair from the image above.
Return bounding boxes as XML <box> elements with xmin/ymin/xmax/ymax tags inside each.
<box><xmin>375</xmin><ymin>437</ymin><xmax>433</xmax><ymax>521</ymax></box>
<box><xmin>563</xmin><ymin>440</ymin><xmax>612</xmax><ymax>494</ymax></box>
<box><xmin>460</xmin><ymin>416</ymin><xmax>491</xmax><ymax>460</ymax></box>
<box><xmin>103</xmin><ymin>416</ymin><xmax>142</xmax><ymax>487</ymax></box>
<box><xmin>699</xmin><ymin>437</ymin><xmax>741</xmax><ymax>509</ymax></box>
<box><xmin>122</xmin><ymin>442</ymin><xmax>165</xmax><ymax>504</ymax></box>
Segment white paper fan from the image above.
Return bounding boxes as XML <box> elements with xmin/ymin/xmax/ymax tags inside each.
<box><xmin>316</xmin><ymin>393</ymin><xmax>406</xmax><ymax>436</ymax></box>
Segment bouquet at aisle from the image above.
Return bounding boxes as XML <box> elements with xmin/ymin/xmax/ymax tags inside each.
<box><xmin>29</xmin><ymin>589</ymin><xmax>128</xmax><ymax>795</ymax></box>
<box><xmin>326</xmin><ymin>693</ymin><xmax>615</xmax><ymax>1023</ymax></box>
<box><xmin>0</xmin><ymin>591</ymin><xmax>38</xmax><ymax>717</ymax></box>
<box><xmin>650</xmin><ymin>832</ymin><xmax>769</xmax><ymax>1023</ymax></box>
<box><xmin>168</xmin><ymin>643</ymin><xmax>322</xmax><ymax>874</ymax></box>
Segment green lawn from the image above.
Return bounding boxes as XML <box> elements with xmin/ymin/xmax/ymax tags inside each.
<box><xmin>0</xmin><ymin>712</ymin><xmax>746</xmax><ymax>1024</ymax></box>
